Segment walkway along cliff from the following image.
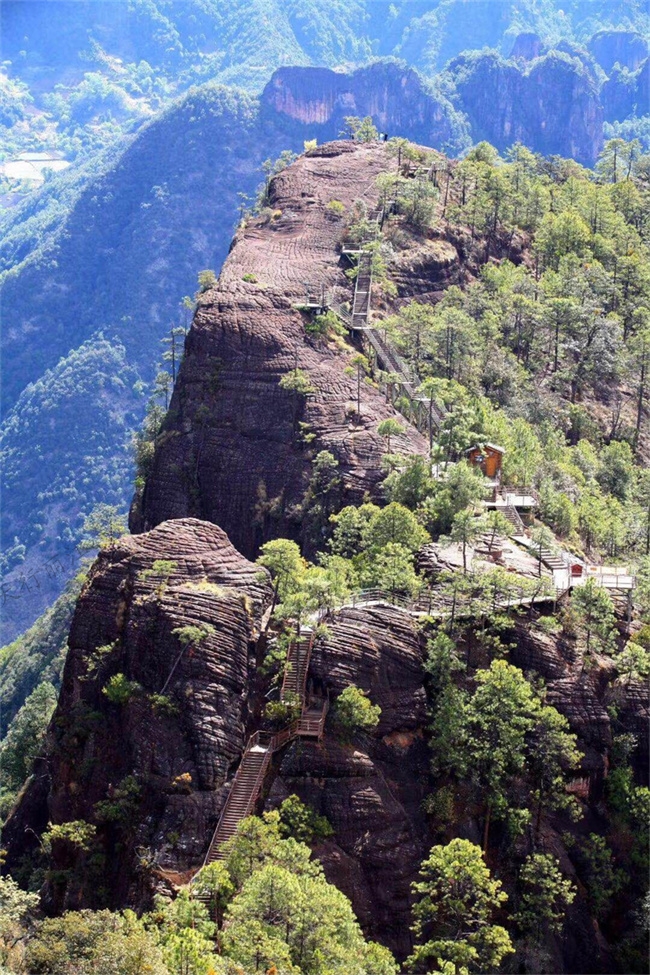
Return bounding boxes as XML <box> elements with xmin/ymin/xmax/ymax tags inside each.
<box><xmin>3</xmin><ymin>141</ymin><xmax>647</xmax><ymax>969</ymax></box>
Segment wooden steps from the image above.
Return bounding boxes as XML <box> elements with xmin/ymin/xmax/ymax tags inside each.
<box><xmin>280</xmin><ymin>629</ymin><xmax>313</xmax><ymax>703</ymax></box>
<box><xmin>194</xmin><ymin>627</ymin><xmax>326</xmax><ymax>871</ymax></box>
<box><xmin>203</xmin><ymin>741</ymin><xmax>272</xmax><ymax>862</ymax></box>
<box><xmin>502</xmin><ymin>504</ymin><xmax>526</xmax><ymax>535</ymax></box>
<box><xmin>539</xmin><ymin>548</ymin><xmax>567</xmax><ymax>571</ymax></box>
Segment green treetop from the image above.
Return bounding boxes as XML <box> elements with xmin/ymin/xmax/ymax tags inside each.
<box><xmin>409</xmin><ymin>838</ymin><xmax>513</xmax><ymax>974</ymax></box>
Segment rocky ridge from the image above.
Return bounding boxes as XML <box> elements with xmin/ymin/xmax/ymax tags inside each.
<box><xmin>6</xmin><ymin>520</ymin><xmax>646</xmax><ymax>969</ymax></box>
<box><xmin>132</xmin><ymin>141</ymin><xmax>429</xmax><ymax>559</ymax></box>
<box><xmin>2</xmin><ymin>519</ymin><xmax>272</xmax><ymax>907</ymax></box>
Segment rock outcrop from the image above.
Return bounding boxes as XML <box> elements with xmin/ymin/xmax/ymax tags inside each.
<box><xmin>133</xmin><ymin>141</ymin><xmax>428</xmax><ymax>559</ymax></box>
<box><xmin>601</xmin><ymin>58</ymin><xmax>649</xmax><ymax>123</ymax></box>
<box><xmin>588</xmin><ymin>29</ymin><xmax>648</xmax><ymax>73</ymax></box>
<box><xmin>269</xmin><ymin>606</ymin><xmax>432</xmax><ymax>956</ymax></box>
<box><xmin>2</xmin><ymin>519</ymin><xmax>272</xmax><ymax>908</ymax></box>
<box><xmin>508</xmin><ymin>31</ymin><xmax>544</xmax><ymax>62</ymax></box>
<box><xmin>447</xmin><ymin>51</ymin><xmax>603</xmax><ymax>166</ymax></box>
<box><xmin>261</xmin><ymin>62</ymin><xmax>466</xmax><ymax>148</ymax></box>
<box><xmin>4</xmin><ymin>528</ymin><xmax>648</xmax><ymax>967</ymax></box>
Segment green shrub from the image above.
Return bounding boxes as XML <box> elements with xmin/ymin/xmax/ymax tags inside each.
<box><xmin>536</xmin><ymin>615</ymin><xmax>561</xmax><ymax>636</ymax></box>
<box><xmin>277</xmin><ymin>794</ymin><xmax>333</xmax><ymax>843</ymax></box>
<box><xmin>326</xmin><ymin>199</ymin><xmax>345</xmax><ymax>218</ymax></box>
<box><xmin>305</xmin><ymin>310</ymin><xmax>345</xmax><ymax>338</ymax></box>
<box><xmin>147</xmin><ymin>693</ymin><xmax>178</xmax><ymax>715</ymax></box>
<box><xmin>42</xmin><ymin>819</ymin><xmax>97</xmax><ymax>853</ymax></box>
<box><xmin>333</xmin><ymin>685</ymin><xmax>381</xmax><ymax>738</ymax></box>
<box><xmin>264</xmin><ymin>693</ymin><xmax>301</xmax><ymax>727</ymax></box>
<box><xmin>94</xmin><ymin>775</ymin><xmax>141</xmax><ymax>825</ymax></box>
<box><xmin>102</xmin><ymin>673</ymin><xmax>141</xmax><ymax>706</ymax></box>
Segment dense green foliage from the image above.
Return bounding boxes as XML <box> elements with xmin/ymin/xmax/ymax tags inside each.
<box><xmin>0</xmin><ymin>572</ymin><xmax>84</xmax><ymax>735</ymax></box>
<box><xmin>373</xmin><ymin>141</ymin><xmax>650</xmax><ymax>568</ymax></box>
<box><xmin>410</xmin><ymin>838</ymin><xmax>512</xmax><ymax>973</ymax></box>
<box><xmin>0</xmin><ymin>812</ymin><xmax>396</xmax><ymax>974</ymax></box>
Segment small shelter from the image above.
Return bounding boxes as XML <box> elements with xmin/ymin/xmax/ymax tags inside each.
<box><xmin>467</xmin><ymin>443</ymin><xmax>505</xmax><ymax>480</ymax></box>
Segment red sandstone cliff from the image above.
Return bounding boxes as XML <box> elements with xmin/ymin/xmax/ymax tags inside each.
<box><xmin>132</xmin><ymin>141</ymin><xmax>428</xmax><ymax>558</ymax></box>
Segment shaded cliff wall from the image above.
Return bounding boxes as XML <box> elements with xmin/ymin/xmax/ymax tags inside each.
<box><xmin>2</xmin><ymin>519</ymin><xmax>272</xmax><ymax>908</ymax></box>
<box><xmin>133</xmin><ymin>141</ymin><xmax>428</xmax><ymax>559</ymax></box>
<box><xmin>261</xmin><ymin>61</ymin><xmax>468</xmax><ymax>150</ymax></box>
<box><xmin>447</xmin><ymin>51</ymin><xmax>603</xmax><ymax>166</ymax></box>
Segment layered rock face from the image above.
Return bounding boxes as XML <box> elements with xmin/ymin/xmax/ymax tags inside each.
<box><xmin>513</xmin><ymin>623</ymin><xmax>649</xmax><ymax>788</ymax></box>
<box><xmin>268</xmin><ymin>606</ymin><xmax>431</xmax><ymax>956</ymax></box>
<box><xmin>448</xmin><ymin>51</ymin><xmax>603</xmax><ymax>166</ymax></box>
<box><xmin>133</xmin><ymin>142</ymin><xmax>428</xmax><ymax>559</ymax></box>
<box><xmin>261</xmin><ymin>62</ymin><xmax>464</xmax><ymax>147</ymax></box>
<box><xmin>508</xmin><ymin>31</ymin><xmax>544</xmax><ymax>62</ymax></box>
<box><xmin>512</xmin><ymin>626</ymin><xmax>650</xmax><ymax>798</ymax></box>
<box><xmin>588</xmin><ymin>29</ymin><xmax>648</xmax><ymax>73</ymax></box>
<box><xmin>2</xmin><ymin>519</ymin><xmax>272</xmax><ymax>907</ymax></box>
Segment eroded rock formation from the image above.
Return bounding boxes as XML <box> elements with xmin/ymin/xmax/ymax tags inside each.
<box><xmin>588</xmin><ymin>29</ymin><xmax>648</xmax><ymax>73</ymax></box>
<box><xmin>269</xmin><ymin>605</ymin><xmax>431</xmax><ymax>956</ymax></box>
<box><xmin>132</xmin><ymin>141</ymin><xmax>428</xmax><ymax>559</ymax></box>
<box><xmin>447</xmin><ymin>51</ymin><xmax>603</xmax><ymax>166</ymax></box>
<box><xmin>261</xmin><ymin>62</ymin><xmax>464</xmax><ymax>147</ymax></box>
<box><xmin>3</xmin><ymin>519</ymin><xmax>272</xmax><ymax>908</ymax></box>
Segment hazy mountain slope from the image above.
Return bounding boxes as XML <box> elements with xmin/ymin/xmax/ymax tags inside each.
<box><xmin>1</xmin><ymin>336</ymin><xmax>142</xmax><ymax>636</ymax></box>
<box><xmin>0</xmin><ymin>64</ymin><xmax>466</xmax><ymax>642</ymax></box>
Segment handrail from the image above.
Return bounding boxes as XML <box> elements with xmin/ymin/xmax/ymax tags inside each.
<box><xmin>280</xmin><ymin>630</ymin><xmax>314</xmax><ymax>705</ymax></box>
<box><xmin>198</xmin><ymin>697</ymin><xmax>329</xmax><ymax>870</ymax></box>
<box><xmin>310</xmin><ymin>580</ymin><xmax>570</xmax><ymax>623</ymax></box>
<box><xmin>201</xmin><ymin>736</ymin><xmax>272</xmax><ymax>866</ymax></box>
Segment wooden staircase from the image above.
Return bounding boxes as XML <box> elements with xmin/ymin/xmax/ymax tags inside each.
<box><xmin>351</xmin><ymin>250</ymin><xmax>373</xmax><ymax>329</ymax></box>
<box><xmin>337</xmin><ymin>202</ymin><xmax>446</xmax><ymax>440</ymax></box>
<box><xmin>195</xmin><ymin>627</ymin><xmax>324</xmax><ymax>868</ymax></box>
<box><xmin>502</xmin><ymin>504</ymin><xmax>526</xmax><ymax>536</ymax></box>
<box><xmin>280</xmin><ymin>628</ymin><xmax>313</xmax><ymax>703</ymax></box>
<box><xmin>538</xmin><ymin>547</ymin><xmax>566</xmax><ymax>571</ymax></box>
<box><xmin>202</xmin><ymin>737</ymin><xmax>272</xmax><ymax>863</ymax></box>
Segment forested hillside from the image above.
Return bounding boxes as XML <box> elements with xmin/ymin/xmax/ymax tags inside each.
<box><xmin>2</xmin><ymin>136</ymin><xmax>648</xmax><ymax>975</ymax></box>
<box><xmin>1</xmin><ymin>0</ymin><xmax>647</xmax><ymax>647</ymax></box>
<box><xmin>1</xmin><ymin>1</ymin><xmax>650</xmax><ymax>970</ymax></box>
